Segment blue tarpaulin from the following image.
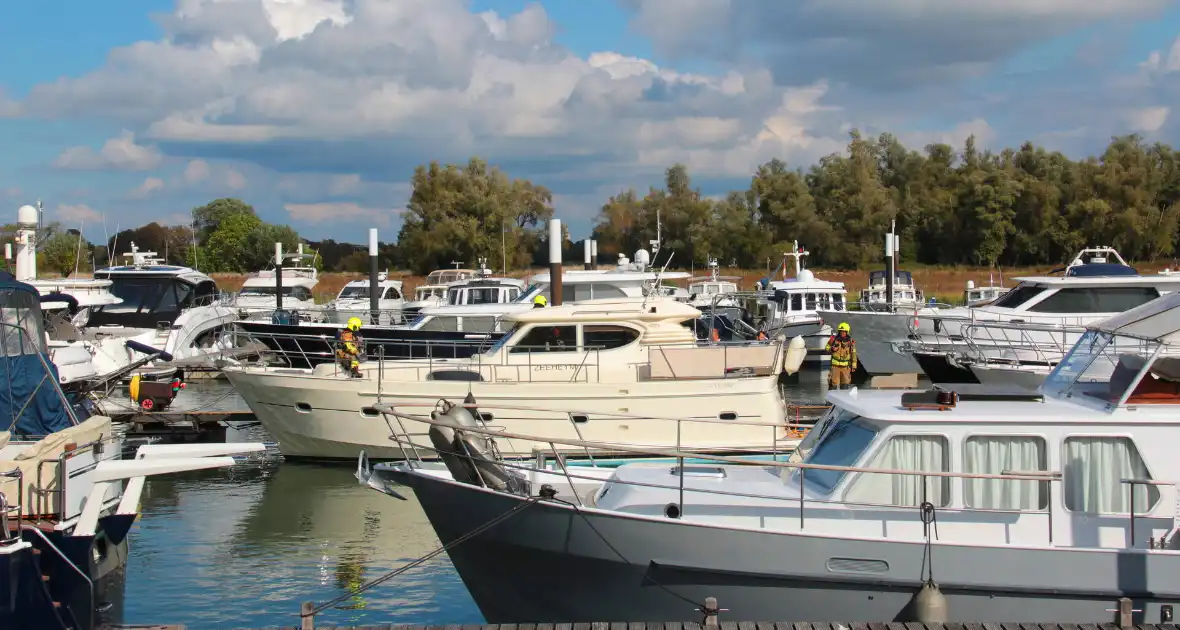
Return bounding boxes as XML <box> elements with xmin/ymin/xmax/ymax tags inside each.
<box><xmin>0</xmin><ymin>272</ymin><xmax>73</xmax><ymax>436</ymax></box>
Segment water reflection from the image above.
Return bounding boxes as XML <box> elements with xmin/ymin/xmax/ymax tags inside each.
<box><xmin>124</xmin><ymin>460</ymin><xmax>479</xmax><ymax>629</ymax></box>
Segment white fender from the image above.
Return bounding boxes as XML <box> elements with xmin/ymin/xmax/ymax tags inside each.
<box><xmin>782</xmin><ymin>336</ymin><xmax>807</xmax><ymax>375</ymax></box>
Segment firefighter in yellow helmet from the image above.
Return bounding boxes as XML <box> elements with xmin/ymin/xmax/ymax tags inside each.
<box><xmin>533</xmin><ymin>294</ymin><xmax>547</xmax><ymax>308</ymax></box>
<box><xmin>825</xmin><ymin>321</ymin><xmax>857</xmax><ymax>389</ymax></box>
<box><xmin>336</xmin><ymin>317</ymin><xmax>364</xmax><ymax>378</ymax></box>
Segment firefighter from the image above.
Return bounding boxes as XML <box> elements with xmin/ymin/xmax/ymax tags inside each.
<box><xmin>825</xmin><ymin>321</ymin><xmax>857</xmax><ymax>389</ymax></box>
<box><xmin>336</xmin><ymin>317</ymin><xmax>364</xmax><ymax>378</ymax></box>
<box><xmin>533</xmin><ymin>294</ymin><xmax>547</xmax><ymax>308</ymax></box>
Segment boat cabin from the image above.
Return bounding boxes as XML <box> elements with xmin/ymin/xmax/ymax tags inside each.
<box><xmin>859</xmin><ymin>269</ymin><xmax>923</xmax><ymax>307</ymax></box>
<box><xmin>89</xmin><ymin>243</ymin><xmax>220</xmax><ymax>329</ymax></box>
<box><xmin>746</xmin><ymin>244</ymin><xmax>846</xmax><ymax>332</ymax></box>
<box><xmin>338</xmin><ymin>297</ymin><xmax>785</xmax><ymax>384</ymax></box>
<box><xmin>963</xmin><ymin>280</ymin><xmax>1008</xmax><ymax>306</ymax></box>
<box><xmin>327</xmin><ymin>273</ymin><xmax>405</xmax><ymax>325</ymax></box>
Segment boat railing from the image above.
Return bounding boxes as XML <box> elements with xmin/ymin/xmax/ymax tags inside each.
<box><xmin>31</xmin><ymin>435</ymin><xmax>121</xmax><ymax>521</ymax></box>
<box><xmin>0</xmin><ymin>469</ymin><xmax>23</xmax><ymax>543</ymax></box>
<box><xmin>371</xmin><ymin>401</ymin><xmax>1113</xmax><ymax>549</ymax></box>
<box><xmin>903</xmin><ymin>316</ymin><xmax>1091</xmax><ymax>366</ymax></box>
<box><xmin>376</xmin><ymin>401</ymin><xmax>816</xmax><ymax>473</ymax></box>
<box><xmin>21</xmin><ymin>523</ymin><xmax>94</xmax><ymax>630</ymax></box>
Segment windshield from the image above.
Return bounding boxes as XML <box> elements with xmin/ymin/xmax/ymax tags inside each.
<box><xmin>338</xmin><ymin>286</ymin><xmax>370</xmax><ymax>299</ymax></box>
<box><xmin>484</xmin><ymin>323</ymin><xmax>520</xmax><ymax>354</ymax></box>
<box><xmin>240</xmin><ymin>286</ymin><xmax>298</xmax><ymax>297</ymax></box>
<box><xmin>514</xmin><ymin>284</ymin><xmax>547</xmax><ymax>303</ymax></box>
<box><xmin>790</xmin><ymin>411</ymin><xmax>878</xmax><ymax>495</ymax></box>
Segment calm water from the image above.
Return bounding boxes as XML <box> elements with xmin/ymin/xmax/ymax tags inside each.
<box><xmin>115</xmin><ymin>372</ymin><xmax>832</xmax><ymax>629</ymax></box>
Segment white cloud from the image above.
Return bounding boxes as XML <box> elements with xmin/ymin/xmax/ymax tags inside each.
<box><xmin>183</xmin><ymin>159</ymin><xmax>211</xmax><ymax>183</ymax></box>
<box><xmin>52</xmin><ymin>130</ymin><xmax>163</xmax><ymax>171</ymax></box>
<box><xmin>0</xmin><ymin>90</ymin><xmax>17</xmax><ymax>118</ymax></box>
<box><xmin>285</xmin><ymin>202</ymin><xmax>390</xmax><ymax>225</ymax></box>
<box><xmin>1128</xmin><ymin>106</ymin><xmax>1170</xmax><ymax>133</ymax></box>
<box><xmin>225</xmin><ymin>169</ymin><xmax>247</xmax><ymax>189</ymax></box>
<box><xmin>895</xmin><ymin>118</ymin><xmax>996</xmax><ymax>151</ymax></box>
<box><xmin>56</xmin><ymin>203</ymin><xmax>102</xmax><ymax>225</ymax></box>
<box><xmin>130</xmin><ymin>177</ymin><xmax>165</xmax><ymax>198</ymax></box>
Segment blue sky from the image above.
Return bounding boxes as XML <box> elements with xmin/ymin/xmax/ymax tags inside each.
<box><xmin>2</xmin><ymin>0</ymin><xmax>1179</xmax><ymax>246</ymax></box>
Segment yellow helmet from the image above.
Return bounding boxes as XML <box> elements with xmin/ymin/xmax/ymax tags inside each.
<box><xmin>838</xmin><ymin>322</ymin><xmax>850</xmax><ymax>333</ymax></box>
<box><xmin>347</xmin><ymin>317</ymin><xmax>363</xmax><ymax>331</ymax></box>
<box><xmin>533</xmin><ymin>294</ymin><xmax>547</xmax><ymax>306</ymax></box>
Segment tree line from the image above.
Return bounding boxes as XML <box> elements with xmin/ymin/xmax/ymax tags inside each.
<box><xmin>18</xmin><ymin>131</ymin><xmax>1179</xmax><ymax>276</ymax></box>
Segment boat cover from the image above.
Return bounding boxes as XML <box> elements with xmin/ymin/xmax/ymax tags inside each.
<box><xmin>0</xmin><ymin>272</ymin><xmax>73</xmax><ymax>436</ymax></box>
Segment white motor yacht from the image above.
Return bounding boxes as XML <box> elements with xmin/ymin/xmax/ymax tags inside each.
<box><xmin>323</xmin><ymin>272</ymin><xmax>405</xmax><ymax>326</ymax></box>
<box><xmin>685</xmin><ymin>257</ymin><xmax>741</xmax><ymax>309</ymax></box>
<box><xmin>361</xmin><ymin>290</ymin><xmax>1180</xmax><ymax>624</ymax></box>
<box><xmin>400</xmin><ymin>267</ymin><xmax>478</xmax><ymax>320</ymax></box>
<box><xmin>235</xmin><ymin>247</ymin><xmax>321</xmax><ymax>321</ymax></box>
<box><xmin>746</xmin><ymin>243</ymin><xmax>847</xmax><ymax>363</ymax></box>
<box><xmin>225</xmin><ymin>296</ymin><xmax>803</xmax><ymax>461</ymax></box>
<box><xmin>69</xmin><ymin>243</ymin><xmax>247</xmax><ymax>381</ymax></box>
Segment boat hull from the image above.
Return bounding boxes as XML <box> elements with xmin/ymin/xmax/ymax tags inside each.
<box><xmin>225</xmin><ymin>369</ymin><xmax>789</xmax><ymax>461</ymax></box>
<box><xmin>387</xmin><ymin>465</ymin><xmax>1180</xmax><ymax>625</ymax></box>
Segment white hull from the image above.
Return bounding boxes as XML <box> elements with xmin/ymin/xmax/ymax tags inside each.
<box><xmin>225</xmin><ymin>367</ymin><xmax>790</xmax><ymax>460</ymax></box>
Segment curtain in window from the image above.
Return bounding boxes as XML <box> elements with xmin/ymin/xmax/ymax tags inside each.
<box><xmin>846</xmin><ymin>435</ymin><xmax>948</xmax><ymax>507</ymax></box>
<box><xmin>1064</xmin><ymin>437</ymin><xmax>1158</xmax><ymax>513</ymax></box>
<box><xmin>963</xmin><ymin>436</ymin><xmax>1046</xmax><ymax>510</ymax></box>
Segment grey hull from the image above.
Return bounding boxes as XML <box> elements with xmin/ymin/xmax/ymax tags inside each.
<box><xmin>969</xmin><ymin>364</ymin><xmax>1049</xmax><ymax>389</ymax></box>
<box><xmin>389</xmin><ymin>466</ymin><xmax>1180</xmax><ymax>625</ymax></box>
<box><xmin>816</xmin><ymin>311</ymin><xmax>921</xmax><ymax>376</ymax></box>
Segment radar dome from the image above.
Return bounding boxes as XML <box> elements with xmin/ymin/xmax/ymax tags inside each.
<box><xmin>966</xmin><ymin>280</ymin><xmax>975</xmax><ymax>289</ymax></box>
<box><xmin>797</xmin><ymin>269</ymin><xmax>815</xmax><ymax>282</ymax></box>
<box><xmin>17</xmin><ymin>205</ymin><xmax>37</xmax><ymax>226</ymax></box>
<box><xmin>634</xmin><ymin>249</ymin><xmax>651</xmax><ymax>267</ymax></box>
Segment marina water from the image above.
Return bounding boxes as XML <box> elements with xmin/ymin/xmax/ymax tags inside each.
<box><xmin>117</xmin><ymin>375</ymin><xmax>830</xmax><ymax>628</ymax></box>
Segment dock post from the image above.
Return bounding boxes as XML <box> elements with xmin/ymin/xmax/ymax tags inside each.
<box><xmin>1118</xmin><ymin>597</ymin><xmax>1133</xmax><ymax>627</ymax></box>
<box><xmin>704</xmin><ymin>596</ymin><xmax>719</xmax><ymax>628</ymax></box>
<box><xmin>301</xmin><ymin>601</ymin><xmax>314</xmax><ymax>630</ymax></box>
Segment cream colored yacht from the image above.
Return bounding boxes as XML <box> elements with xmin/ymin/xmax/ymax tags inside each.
<box><xmin>225</xmin><ymin>297</ymin><xmax>802</xmax><ymax>460</ymax></box>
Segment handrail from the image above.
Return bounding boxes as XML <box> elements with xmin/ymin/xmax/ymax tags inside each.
<box><xmin>0</xmin><ymin>469</ymin><xmax>24</xmax><ymax>544</ymax></box>
<box><xmin>22</xmin><ymin>524</ymin><xmax>93</xmax><ymax>630</ymax></box>
<box><xmin>377</xmin><ymin>403</ymin><xmax>1056</xmax><ymax>482</ymax></box>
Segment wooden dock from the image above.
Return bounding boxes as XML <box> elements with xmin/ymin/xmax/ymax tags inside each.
<box><xmin>112</xmin><ymin>623</ymin><xmax>1180</xmax><ymax>630</ymax></box>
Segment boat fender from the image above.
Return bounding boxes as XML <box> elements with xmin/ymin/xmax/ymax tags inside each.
<box><xmin>428</xmin><ymin>423</ymin><xmax>479</xmax><ymax>484</ymax></box>
<box><xmin>454</xmin><ymin>434</ymin><xmax>526</xmax><ymax>494</ymax></box>
<box><xmin>782</xmin><ymin>336</ymin><xmax>806</xmax><ymax>375</ymax></box>
<box><xmin>911</xmin><ymin>582</ymin><xmax>947</xmax><ymax>622</ymax></box>
<box><xmin>437</xmin><ymin>400</ymin><xmax>481</xmax><ymax>430</ymax></box>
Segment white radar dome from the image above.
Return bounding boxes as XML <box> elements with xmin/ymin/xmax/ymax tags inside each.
<box><xmin>17</xmin><ymin>205</ymin><xmax>37</xmax><ymax>226</ymax></box>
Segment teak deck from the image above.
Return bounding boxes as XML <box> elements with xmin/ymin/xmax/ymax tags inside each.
<box><xmin>143</xmin><ymin>622</ymin><xmax>1180</xmax><ymax>630</ymax></box>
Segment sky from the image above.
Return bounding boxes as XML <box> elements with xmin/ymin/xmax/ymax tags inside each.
<box><xmin>2</xmin><ymin>0</ymin><xmax>1180</xmax><ymax>246</ymax></box>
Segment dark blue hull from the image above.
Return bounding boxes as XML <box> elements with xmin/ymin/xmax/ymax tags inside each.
<box><xmin>0</xmin><ymin>513</ymin><xmax>132</xmax><ymax>630</ymax></box>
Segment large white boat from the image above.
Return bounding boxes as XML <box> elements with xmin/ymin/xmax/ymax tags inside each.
<box><xmin>399</xmin><ymin>266</ymin><xmax>478</xmax><ymax>320</ymax></box>
<box><xmin>322</xmin><ymin>272</ymin><xmax>405</xmax><ymax>326</ymax></box>
<box><xmin>225</xmin><ymin>297</ymin><xmax>802</xmax><ymax>461</ymax></box>
<box><xmin>361</xmin><ymin>291</ymin><xmax>1180</xmax><ymax>624</ymax></box>
<box><xmin>746</xmin><ymin>243</ymin><xmax>847</xmax><ymax>362</ymax></box>
<box><xmin>235</xmin><ymin>247</ymin><xmax>321</xmax><ymax>320</ymax></box>
<box><xmin>74</xmin><ymin>243</ymin><xmax>246</xmax><ymax>380</ymax></box>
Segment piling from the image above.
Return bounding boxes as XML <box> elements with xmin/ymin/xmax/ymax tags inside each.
<box><xmin>369</xmin><ymin>228</ymin><xmax>380</xmax><ymax>325</ymax></box>
<box><xmin>583</xmin><ymin>239</ymin><xmax>592</xmax><ymax>270</ymax></box>
<box><xmin>548</xmin><ymin>218</ymin><xmax>563</xmax><ymax>305</ymax></box>
<box><xmin>590</xmin><ymin>239</ymin><xmax>598</xmax><ymax>269</ymax></box>
<box><xmin>274</xmin><ymin>242</ymin><xmax>284</xmax><ymax>313</ymax></box>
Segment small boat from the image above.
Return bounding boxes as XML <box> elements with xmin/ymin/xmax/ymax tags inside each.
<box><xmin>400</xmin><ymin>266</ymin><xmax>478</xmax><ymax>320</ymax></box>
<box><xmin>746</xmin><ymin>242</ymin><xmax>847</xmax><ymax>363</ymax></box>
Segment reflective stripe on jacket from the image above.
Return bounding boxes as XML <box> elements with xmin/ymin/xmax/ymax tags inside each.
<box><xmin>825</xmin><ymin>336</ymin><xmax>856</xmax><ymax>368</ymax></box>
<box><xmin>336</xmin><ymin>330</ymin><xmax>360</xmax><ymax>359</ymax></box>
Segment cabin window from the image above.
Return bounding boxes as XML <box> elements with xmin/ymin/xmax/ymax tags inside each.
<box><xmin>1028</xmin><ymin>287</ymin><xmax>1159</xmax><ymax>314</ymax></box>
<box><xmin>582</xmin><ymin>325</ymin><xmax>639</xmax><ymax>350</ymax></box>
<box><xmin>792</xmin><ymin>413</ymin><xmax>877</xmax><ymax>494</ymax></box>
<box><xmin>418</xmin><ymin>316</ymin><xmax>457</xmax><ymax>332</ymax></box>
<box><xmin>992</xmin><ymin>285</ymin><xmax>1046</xmax><ymax>308</ymax></box>
<box><xmin>571</xmin><ymin>283</ymin><xmax>627</xmax><ymax>301</ymax></box>
<box><xmin>290</xmin><ymin>286</ymin><xmax>313</xmax><ymax>301</ymax></box>
<box><xmin>963</xmin><ymin>436</ymin><xmax>1048</xmax><ymax>510</ymax></box>
<box><xmin>833</xmin><ymin>294</ymin><xmax>844</xmax><ymax>309</ymax></box>
<box><xmin>466</xmin><ymin>288</ymin><xmax>499</xmax><ymax>305</ymax></box>
<box><xmin>382</xmin><ymin>287</ymin><xmax>402</xmax><ymax>300</ymax></box>
<box><xmin>1063</xmin><ymin>436</ymin><xmax>1159</xmax><ymax>514</ymax></box>
<box><xmin>462</xmin><ymin>317</ymin><xmax>496</xmax><ymax>333</ymax></box>
<box><xmin>805</xmin><ymin>293</ymin><xmax>817</xmax><ymax>310</ymax></box>
<box><xmin>790</xmin><ymin>294</ymin><xmax>802</xmax><ymax>311</ymax></box>
<box><xmin>510</xmin><ymin>325</ymin><xmax>578</xmax><ymax>353</ymax></box>
<box><xmin>845</xmin><ymin>434</ymin><xmax>950</xmax><ymax>507</ymax></box>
